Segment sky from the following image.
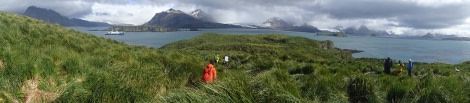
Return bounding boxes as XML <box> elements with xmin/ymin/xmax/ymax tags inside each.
<box><xmin>1</xmin><ymin>0</ymin><xmax>469</xmax><ymax>36</ymax></box>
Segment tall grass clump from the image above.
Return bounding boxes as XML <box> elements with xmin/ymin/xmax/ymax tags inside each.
<box><xmin>386</xmin><ymin>84</ymin><xmax>409</xmax><ymax>103</ymax></box>
<box><xmin>347</xmin><ymin>76</ymin><xmax>374</xmax><ymax>103</ymax></box>
<box><xmin>251</xmin><ymin>69</ymin><xmax>301</xmax><ymax>102</ymax></box>
<box><xmin>300</xmin><ymin>75</ymin><xmax>345</xmax><ymax>102</ymax></box>
<box><xmin>417</xmin><ymin>89</ymin><xmax>447</xmax><ymax>103</ymax></box>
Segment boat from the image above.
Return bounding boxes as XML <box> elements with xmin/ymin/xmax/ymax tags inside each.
<box><xmin>105</xmin><ymin>30</ymin><xmax>124</xmax><ymax>35</ymax></box>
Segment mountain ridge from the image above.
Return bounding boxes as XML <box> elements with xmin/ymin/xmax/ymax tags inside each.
<box><xmin>342</xmin><ymin>25</ymin><xmax>392</xmax><ymax>36</ymax></box>
<box><xmin>262</xmin><ymin>17</ymin><xmax>321</xmax><ymax>33</ymax></box>
<box><xmin>144</xmin><ymin>8</ymin><xmax>242</xmax><ymax>28</ymax></box>
<box><xmin>23</xmin><ymin>6</ymin><xmax>110</xmax><ymax>27</ymax></box>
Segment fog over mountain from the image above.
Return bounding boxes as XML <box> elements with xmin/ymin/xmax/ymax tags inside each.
<box><xmin>1</xmin><ymin>0</ymin><xmax>469</xmax><ymax>36</ymax></box>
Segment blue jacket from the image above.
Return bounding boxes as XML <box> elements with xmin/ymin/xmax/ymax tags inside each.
<box><xmin>408</xmin><ymin>61</ymin><xmax>413</xmax><ymax>69</ymax></box>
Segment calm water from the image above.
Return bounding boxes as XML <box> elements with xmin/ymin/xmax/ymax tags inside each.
<box><xmin>70</xmin><ymin>27</ymin><xmax>470</xmax><ymax>64</ymax></box>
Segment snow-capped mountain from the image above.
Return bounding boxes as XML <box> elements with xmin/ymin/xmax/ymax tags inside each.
<box><xmin>261</xmin><ymin>17</ymin><xmax>320</xmax><ymax>33</ymax></box>
<box><xmin>189</xmin><ymin>9</ymin><xmax>214</xmax><ymax>22</ymax></box>
<box><xmin>262</xmin><ymin>17</ymin><xmax>291</xmax><ymax>29</ymax></box>
<box><xmin>343</xmin><ymin>25</ymin><xmax>391</xmax><ymax>36</ymax></box>
<box><xmin>144</xmin><ymin>8</ymin><xmax>241</xmax><ymax>28</ymax></box>
<box><xmin>165</xmin><ymin>8</ymin><xmax>184</xmax><ymax>14</ymax></box>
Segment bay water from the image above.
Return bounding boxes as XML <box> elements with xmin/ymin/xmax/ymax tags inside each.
<box><xmin>70</xmin><ymin>27</ymin><xmax>470</xmax><ymax>64</ymax></box>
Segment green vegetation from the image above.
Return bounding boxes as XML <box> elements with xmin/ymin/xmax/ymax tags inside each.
<box><xmin>1</xmin><ymin>11</ymin><xmax>470</xmax><ymax>102</ymax></box>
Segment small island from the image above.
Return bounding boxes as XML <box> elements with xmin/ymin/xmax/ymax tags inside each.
<box><xmin>442</xmin><ymin>37</ymin><xmax>470</xmax><ymax>41</ymax></box>
<box><xmin>108</xmin><ymin>26</ymin><xmax>179</xmax><ymax>32</ymax></box>
<box><xmin>316</xmin><ymin>31</ymin><xmax>347</xmax><ymax>37</ymax></box>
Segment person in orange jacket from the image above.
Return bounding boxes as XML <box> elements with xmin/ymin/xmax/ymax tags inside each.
<box><xmin>201</xmin><ymin>60</ymin><xmax>217</xmax><ymax>83</ymax></box>
<box><xmin>397</xmin><ymin>60</ymin><xmax>404</xmax><ymax>76</ymax></box>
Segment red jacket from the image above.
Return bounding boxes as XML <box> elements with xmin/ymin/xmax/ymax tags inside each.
<box><xmin>201</xmin><ymin>64</ymin><xmax>217</xmax><ymax>83</ymax></box>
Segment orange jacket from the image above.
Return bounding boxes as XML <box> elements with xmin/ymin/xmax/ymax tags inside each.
<box><xmin>201</xmin><ymin>64</ymin><xmax>217</xmax><ymax>83</ymax></box>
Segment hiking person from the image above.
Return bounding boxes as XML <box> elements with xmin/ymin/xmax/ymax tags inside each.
<box><xmin>224</xmin><ymin>55</ymin><xmax>229</xmax><ymax>67</ymax></box>
<box><xmin>384</xmin><ymin>57</ymin><xmax>393</xmax><ymax>74</ymax></box>
<box><xmin>215</xmin><ymin>54</ymin><xmax>220</xmax><ymax>64</ymax></box>
<box><xmin>408</xmin><ymin>59</ymin><xmax>413</xmax><ymax>76</ymax></box>
<box><xmin>397</xmin><ymin>60</ymin><xmax>404</xmax><ymax>76</ymax></box>
<box><xmin>201</xmin><ymin>60</ymin><xmax>217</xmax><ymax>83</ymax></box>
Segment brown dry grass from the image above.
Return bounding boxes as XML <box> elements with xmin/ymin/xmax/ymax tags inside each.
<box><xmin>0</xmin><ymin>59</ymin><xmax>5</xmax><ymax>69</ymax></box>
<box><xmin>1</xmin><ymin>91</ymin><xmax>19</xmax><ymax>103</ymax></box>
<box><xmin>21</xmin><ymin>77</ymin><xmax>60</xmax><ymax>103</ymax></box>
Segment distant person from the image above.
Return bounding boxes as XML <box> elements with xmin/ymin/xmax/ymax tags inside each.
<box><xmin>384</xmin><ymin>57</ymin><xmax>393</xmax><ymax>74</ymax></box>
<box><xmin>397</xmin><ymin>61</ymin><xmax>404</xmax><ymax>76</ymax></box>
<box><xmin>204</xmin><ymin>54</ymin><xmax>208</xmax><ymax>61</ymax></box>
<box><xmin>201</xmin><ymin>60</ymin><xmax>217</xmax><ymax>83</ymax></box>
<box><xmin>215</xmin><ymin>54</ymin><xmax>220</xmax><ymax>64</ymax></box>
<box><xmin>408</xmin><ymin>59</ymin><xmax>413</xmax><ymax>76</ymax></box>
<box><xmin>224</xmin><ymin>55</ymin><xmax>229</xmax><ymax>67</ymax></box>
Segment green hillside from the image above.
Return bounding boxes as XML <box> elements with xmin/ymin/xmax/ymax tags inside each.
<box><xmin>1</xmin><ymin>11</ymin><xmax>470</xmax><ymax>102</ymax></box>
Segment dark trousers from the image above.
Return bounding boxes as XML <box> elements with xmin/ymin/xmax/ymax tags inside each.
<box><xmin>384</xmin><ymin>67</ymin><xmax>391</xmax><ymax>74</ymax></box>
<box><xmin>408</xmin><ymin>69</ymin><xmax>412</xmax><ymax>76</ymax></box>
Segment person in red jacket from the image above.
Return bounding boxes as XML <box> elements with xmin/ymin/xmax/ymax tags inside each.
<box><xmin>201</xmin><ymin>60</ymin><xmax>217</xmax><ymax>83</ymax></box>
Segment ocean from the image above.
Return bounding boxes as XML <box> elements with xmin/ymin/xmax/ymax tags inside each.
<box><xmin>69</xmin><ymin>27</ymin><xmax>470</xmax><ymax>64</ymax></box>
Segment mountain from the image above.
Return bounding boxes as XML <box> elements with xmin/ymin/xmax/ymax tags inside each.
<box><xmin>422</xmin><ymin>33</ymin><xmax>435</xmax><ymax>39</ymax></box>
<box><xmin>262</xmin><ymin>17</ymin><xmax>291</xmax><ymax>29</ymax></box>
<box><xmin>189</xmin><ymin>9</ymin><xmax>214</xmax><ymax>22</ymax></box>
<box><xmin>23</xmin><ymin>6</ymin><xmax>110</xmax><ymax>27</ymax></box>
<box><xmin>442</xmin><ymin>37</ymin><xmax>470</xmax><ymax>41</ymax></box>
<box><xmin>262</xmin><ymin>17</ymin><xmax>321</xmax><ymax>33</ymax></box>
<box><xmin>24</xmin><ymin>6</ymin><xmax>74</xmax><ymax>26</ymax></box>
<box><xmin>421</xmin><ymin>33</ymin><xmax>458</xmax><ymax>39</ymax></box>
<box><xmin>343</xmin><ymin>25</ymin><xmax>390</xmax><ymax>36</ymax></box>
<box><xmin>144</xmin><ymin>8</ymin><xmax>241</xmax><ymax>28</ymax></box>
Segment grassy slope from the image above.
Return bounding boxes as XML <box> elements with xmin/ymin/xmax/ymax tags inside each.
<box><xmin>0</xmin><ymin>11</ymin><xmax>171</xmax><ymax>102</ymax></box>
<box><xmin>0</xmin><ymin>11</ymin><xmax>469</xmax><ymax>102</ymax></box>
<box><xmin>160</xmin><ymin>33</ymin><xmax>470</xmax><ymax>102</ymax></box>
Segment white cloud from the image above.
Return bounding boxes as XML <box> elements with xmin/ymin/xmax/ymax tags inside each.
<box><xmin>81</xmin><ymin>3</ymin><xmax>174</xmax><ymax>25</ymax></box>
<box><xmin>404</xmin><ymin>0</ymin><xmax>465</xmax><ymax>7</ymax></box>
<box><xmin>1</xmin><ymin>0</ymin><xmax>470</xmax><ymax>36</ymax></box>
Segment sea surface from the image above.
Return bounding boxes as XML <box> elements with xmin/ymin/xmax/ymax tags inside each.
<box><xmin>69</xmin><ymin>27</ymin><xmax>470</xmax><ymax>64</ymax></box>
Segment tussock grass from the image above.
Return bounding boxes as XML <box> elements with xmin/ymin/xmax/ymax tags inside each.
<box><xmin>0</xmin><ymin>11</ymin><xmax>469</xmax><ymax>102</ymax></box>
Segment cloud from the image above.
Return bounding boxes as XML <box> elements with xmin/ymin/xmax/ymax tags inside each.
<box><xmin>1</xmin><ymin>0</ymin><xmax>470</xmax><ymax>35</ymax></box>
<box><xmin>312</xmin><ymin>0</ymin><xmax>470</xmax><ymax>29</ymax></box>
<box><xmin>81</xmin><ymin>3</ymin><xmax>174</xmax><ymax>25</ymax></box>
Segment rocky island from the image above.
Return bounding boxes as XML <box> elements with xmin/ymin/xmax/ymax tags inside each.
<box><xmin>107</xmin><ymin>26</ymin><xmax>179</xmax><ymax>32</ymax></box>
